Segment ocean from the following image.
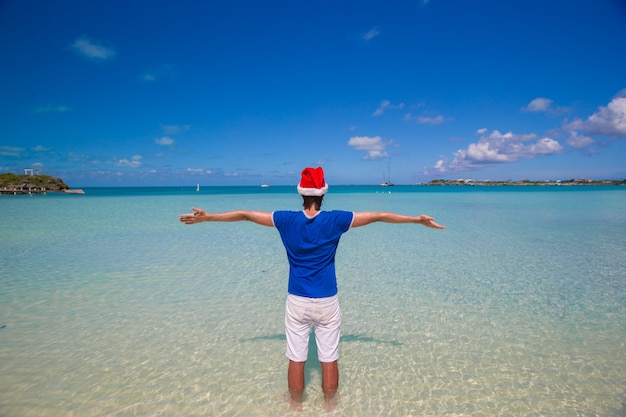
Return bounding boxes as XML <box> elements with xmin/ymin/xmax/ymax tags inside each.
<box><xmin>1</xmin><ymin>185</ymin><xmax>624</xmax><ymax>416</ymax></box>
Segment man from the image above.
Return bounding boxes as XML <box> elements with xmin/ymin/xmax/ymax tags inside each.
<box><xmin>179</xmin><ymin>167</ymin><xmax>445</xmax><ymax>411</ymax></box>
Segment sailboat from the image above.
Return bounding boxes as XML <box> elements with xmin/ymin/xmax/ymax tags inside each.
<box><xmin>196</xmin><ymin>184</ymin><xmax>200</xmax><ymax>192</ymax></box>
<box><xmin>380</xmin><ymin>163</ymin><xmax>394</xmax><ymax>186</ymax></box>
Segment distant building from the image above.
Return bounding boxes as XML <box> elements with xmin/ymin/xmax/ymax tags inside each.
<box><xmin>24</xmin><ymin>169</ymin><xmax>40</xmax><ymax>176</ymax></box>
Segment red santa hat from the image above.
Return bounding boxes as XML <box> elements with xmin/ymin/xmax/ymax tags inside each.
<box><xmin>297</xmin><ymin>167</ymin><xmax>329</xmax><ymax>196</ymax></box>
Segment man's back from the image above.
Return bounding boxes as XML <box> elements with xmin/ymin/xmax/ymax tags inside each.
<box><xmin>273</xmin><ymin>210</ymin><xmax>353</xmax><ymax>298</ymax></box>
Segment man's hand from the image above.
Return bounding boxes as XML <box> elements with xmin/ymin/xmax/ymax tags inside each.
<box><xmin>179</xmin><ymin>207</ymin><xmax>207</xmax><ymax>224</ymax></box>
<box><xmin>418</xmin><ymin>215</ymin><xmax>446</xmax><ymax>229</ymax></box>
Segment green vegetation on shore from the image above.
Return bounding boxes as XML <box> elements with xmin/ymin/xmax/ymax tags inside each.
<box><xmin>425</xmin><ymin>178</ymin><xmax>626</xmax><ymax>186</ymax></box>
<box><xmin>0</xmin><ymin>173</ymin><xmax>69</xmax><ymax>191</ymax></box>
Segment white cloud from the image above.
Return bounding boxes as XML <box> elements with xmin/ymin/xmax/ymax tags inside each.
<box><xmin>68</xmin><ymin>152</ymin><xmax>89</xmax><ymax>161</ymax></box>
<box><xmin>522</xmin><ymin>97</ymin><xmax>569</xmax><ymax>116</ymax></box>
<box><xmin>428</xmin><ymin>129</ymin><xmax>564</xmax><ymax>173</ymax></box>
<box><xmin>523</xmin><ymin>97</ymin><xmax>553</xmax><ymax>112</ymax></box>
<box><xmin>572</xmin><ymin>96</ymin><xmax>626</xmax><ymax>137</ymax></box>
<box><xmin>404</xmin><ymin>111</ymin><xmax>449</xmax><ymax>125</ymax></box>
<box><xmin>433</xmin><ymin>158</ymin><xmax>447</xmax><ymax>171</ymax></box>
<box><xmin>566</xmin><ymin>131</ymin><xmax>595</xmax><ymax>149</ymax></box>
<box><xmin>417</xmin><ymin>115</ymin><xmax>445</xmax><ymax>125</ymax></box>
<box><xmin>348</xmin><ymin>135</ymin><xmax>390</xmax><ymax>160</ymax></box>
<box><xmin>31</xmin><ymin>145</ymin><xmax>50</xmax><ymax>152</ymax></box>
<box><xmin>155</xmin><ymin>136</ymin><xmax>175</xmax><ymax>146</ymax></box>
<box><xmin>71</xmin><ymin>36</ymin><xmax>116</xmax><ymax>60</ymax></box>
<box><xmin>140</xmin><ymin>64</ymin><xmax>178</xmax><ymax>82</ymax></box>
<box><xmin>373</xmin><ymin>100</ymin><xmax>390</xmax><ymax>116</ymax></box>
<box><xmin>362</xmin><ymin>27</ymin><xmax>380</xmax><ymax>41</ymax></box>
<box><xmin>0</xmin><ymin>146</ymin><xmax>24</xmax><ymax>157</ymax></box>
<box><xmin>187</xmin><ymin>168</ymin><xmax>212</xmax><ymax>174</ymax></box>
<box><xmin>373</xmin><ymin>100</ymin><xmax>404</xmax><ymax>116</ymax></box>
<box><xmin>118</xmin><ymin>155</ymin><xmax>142</xmax><ymax>168</ymax></box>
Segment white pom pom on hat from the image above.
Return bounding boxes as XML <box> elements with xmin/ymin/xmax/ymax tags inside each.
<box><xmin>297</xmin><ymin>167</ymin><xmax>329</xmax><ymax>196</ymax></box>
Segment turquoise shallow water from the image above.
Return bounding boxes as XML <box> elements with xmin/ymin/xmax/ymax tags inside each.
<box><xmin>1</xmin><ymin>186</ymin><xmax>625</xmax><ymax>416</ymax></box>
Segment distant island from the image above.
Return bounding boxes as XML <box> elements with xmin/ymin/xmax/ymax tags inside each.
<box><xmin>424</xmin><ymin>178</ymin><xmax>626</xmax><ymax>186</ymax></box>
<box><xmin>0</xmin><ymin>172</ymin><xmax>84</xmax><ymax>194</ymax></box>
<box><xmin>2</xmin><ymin>171</ymin><xmax>624</xmax><ymax>194</ymax></box>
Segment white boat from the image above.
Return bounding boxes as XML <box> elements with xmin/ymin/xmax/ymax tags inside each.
<box><xmin>260</xmin><ymin>183</ymin><xmax>270</xmax><ymax>188</ymax></box>
<box><xmin>196</xmin><ymin>184</ymin><xmax>200</xmax><ymax>192</ymax></box>
<box><xmin>380</xmin><ymin>164</ymin><xmax>394</xmax><ymax>186</ymax></box>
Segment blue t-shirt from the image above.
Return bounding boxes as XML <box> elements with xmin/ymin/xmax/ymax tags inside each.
<box><xmin>273</xmin><ymin>210</ymin><xmax>354</xmax><ymax>298</ymax></box>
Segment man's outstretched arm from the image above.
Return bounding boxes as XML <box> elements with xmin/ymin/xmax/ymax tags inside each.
<box><xmin>352</xmin><ymin>212</ymin><xmax>446</xmax><ymax>229</ymax></box>
<box><xmin>179</xmin><ymin>207</ymin><xmax>274</xmax><ymax>227</ymax></box>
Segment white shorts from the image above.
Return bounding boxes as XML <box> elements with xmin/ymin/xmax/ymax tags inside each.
<box><xmin>285</xmin><ymin>294</ymin><xmax>341</xmax><ymax>363</ymax></box>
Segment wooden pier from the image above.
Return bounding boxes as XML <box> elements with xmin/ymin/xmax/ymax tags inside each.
<box><xmin>0</xmin><ymin>188</ymin><xmax>84</xmax><ymax>195</ymax></box>
<box><xmin>1</xmin><ymin>187</ymin><xmax>48</xmax><ymax>195</ymax></box>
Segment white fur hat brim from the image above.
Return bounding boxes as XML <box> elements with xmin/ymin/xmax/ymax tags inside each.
<box><xmin>297</xmin><ymin>184</ymin><xmax>329</xmax><ymax>196</ymax></box>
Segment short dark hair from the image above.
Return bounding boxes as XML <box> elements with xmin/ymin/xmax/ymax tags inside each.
<box><xmin>302</xmin><ymin>195</ymin><xmax>324</xmax><ymax>211</ymax></box>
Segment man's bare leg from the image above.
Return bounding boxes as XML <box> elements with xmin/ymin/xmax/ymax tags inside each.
<box><xmin>287</xmin><ymin>360</ymin><xmax>305</xmax><ymax>411</ymax></box>
<box><xmin>321</xmin><ymin>360</ymin><xmax>339</xmax><ymax>411</ymax></box>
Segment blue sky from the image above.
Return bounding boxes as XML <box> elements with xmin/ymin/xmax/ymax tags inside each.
<box><xmin>1</xmin><ymin>0</ymin><xmax>625</xmax><ymax>186</ymax></box>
